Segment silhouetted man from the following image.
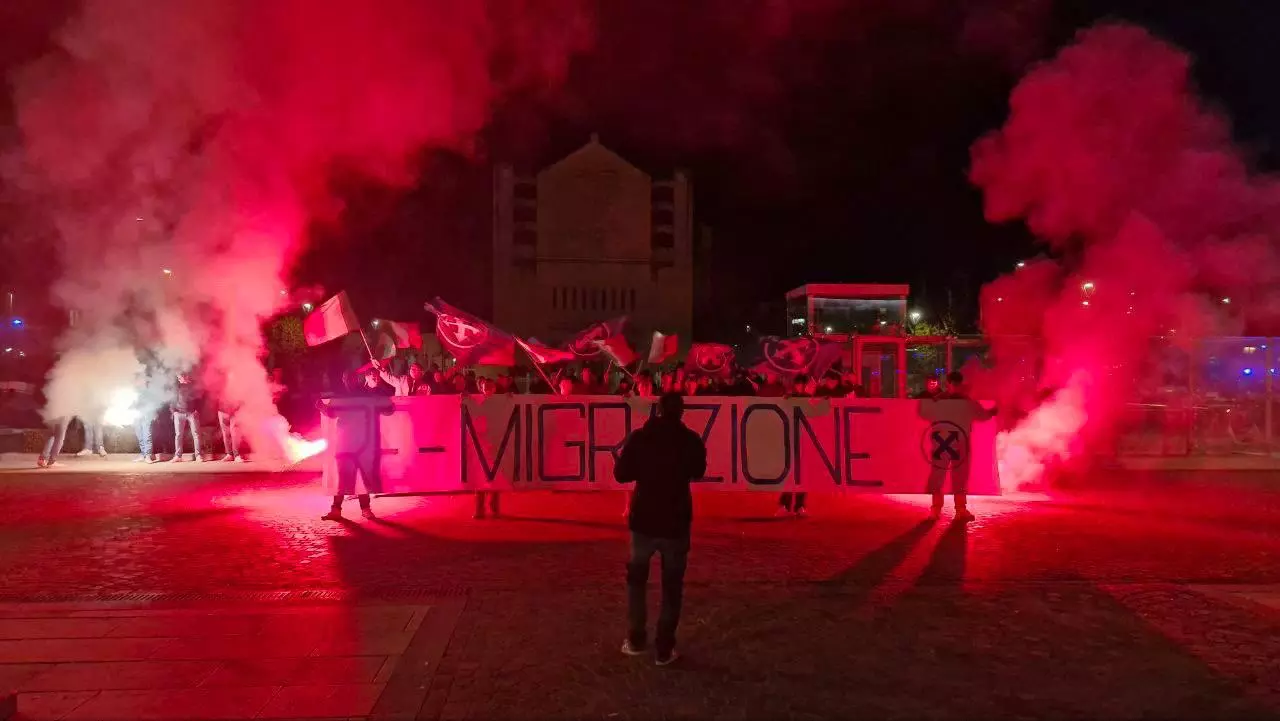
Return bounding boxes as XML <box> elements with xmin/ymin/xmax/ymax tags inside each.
<box><xmin>614</xmin><ymin>392</ymin><xmax>707</xmax><ymax>666</ymax></box>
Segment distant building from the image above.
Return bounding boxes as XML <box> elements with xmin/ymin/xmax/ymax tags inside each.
<box><xmin>492</xmin><ymin>135</ymin><xmax>694</xmax><ymax>347</ymax></box>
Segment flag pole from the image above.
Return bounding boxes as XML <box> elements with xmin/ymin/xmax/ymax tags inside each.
<box><xmin>515</xmin><ymin>340</ymin><xmax>559</xmax><ymax>395</ymax></box>
<box><xmin>357</xmin><ymin>329</ymin><xmax>378</xmax><ymax>364</ymax></box>
<box><xmin>530</xmin><ymin>358</ymin><xmax>558</xmax><ymax>395</ymax></box>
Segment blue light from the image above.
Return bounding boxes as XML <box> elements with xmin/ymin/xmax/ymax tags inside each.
<box><xmin>1243</xmin><ymin>368</ymin><xmax>1254</xmax><ymax>376</ymax></box>
<box><xmin>10</xmin><ymin>318</ymin><xmax>21</xmax><ymax>327</ymax></box>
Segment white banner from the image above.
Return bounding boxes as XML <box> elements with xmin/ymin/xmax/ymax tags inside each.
<box><xmin>318</xmin><ymin>395</ymin><xmax>1000</xmax><ymax>495</ymax></box>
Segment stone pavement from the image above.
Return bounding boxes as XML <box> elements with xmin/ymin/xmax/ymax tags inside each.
<box><xmin>0</xmin><ymin>454</ymin><xmax>323</xmax><ymax>474</ymax></box>
<box><xmin>0</xmin><ymin>470</ymin><xmax>1279</xmax><ymax>719</ymax></box>
<box><xmin>0</xmin><ymin>601</ymin><xmax>463</xmax><ymax>720</ymax></box>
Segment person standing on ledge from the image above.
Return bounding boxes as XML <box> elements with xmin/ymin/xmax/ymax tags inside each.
<box><xmin>613</xmin><ymin>392</ymin><xmax>707</xmax><ymax>666</ymax></box>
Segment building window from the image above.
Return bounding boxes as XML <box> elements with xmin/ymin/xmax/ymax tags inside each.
<box><xmin>514</xmin><ymin>228</ymin><xmax>536</xmax><ymax>246</ymax></box>
<box><xmin>514</xmin><ymin>204</ymin><xmax>537</xmax><ymax>223</ymax></box>
<box><xmin>570</xmin><ymin>287</ymin><xmax>578</xmax><ymax>310</ymax></box>
<box><xmin>652</xmin><ymin>184</ymin><xmax>674</xmax><ymax>203</ymax></box>
<box><xmin>629</xmin><ymin>288</ymin><xmax>636</xmax><ymax>310</ymax></box>
<box><xmin>610</xmin><ymin>288</ymin><xmax>617</xmax><ymax>311</ymax></box>
<box><xmin>551</xmin><ymin>287</ymin><xmax>557</xmax><ymax>309</ymax></box>
<box><xmin>652</xmin><ymin>207</ymin><xmax>674</xmax><ymax>226</ymax></box>
<box><xmin>513</xmin><ymin>181</ymin><xmax>537</xmax><ymax>200</ymax></box>
<box><xmin>651</xmin><ymin>228</ymin><xmax>675</xmax><ymax>249</ymax></box>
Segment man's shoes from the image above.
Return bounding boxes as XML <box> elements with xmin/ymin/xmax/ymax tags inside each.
<box><xmin>96</xmin><ymin>447</ymin><xmax>108</xmax><ymax>458</ymax></box>
<box><xmin>235</xmin><ymin>456</ymin><xmax>249</xmax><ymax>463</ymax></box>
<box><xmin>75</xmin><ymin>448</ymin><xmax>91</xmax><ymax>457</ymax></box>
<box><xmin>621</xmin><ymin>640</ymin><xmax>646</xmax><ymax>657</ymax></box>
<box><xmin>794</xmin><ymin>507</ymin><xmax>808</xmax><ymax>518</ymax></box>
<box><xmin>655</xmin><ymin>649</ymin><xmax>679</xmax><ymax>666</ymax></box>
<box><xmin>221</xmin><ymin>454</ymin><xmax>234</xmax><ymax>462</ymax></box>
<box><xmin>321</xmin><ymin>508</ymin><xmax>343</xmax><ymax>521</ymax></box>
<box><xmin>170</xmin><ymin>455</ymin><xmax>183</xmax><ymax>463</ymax></box>
<box><xmin>955</xmin><ymin>509</ymin><xmax>975</xmax><ymax>523</ymax></box>
<box><xmin>775</xmin><ymin>506</ymin><xmax>791</xmax><ymax>517</ymax></box>
<box><xmin>36</xmin><ymin>457</ymin><xmax>47</xmax><ymax>468</ymax></box>
<box><xmin>194</xmin><ymin>456</ymin><xmax>205</xmax><ymax>463</ymax></box>
<box><xmin>132</xmin><ymin>455</ymin><xmax>148</xmax><ymax>463</ymax></box>
<box><xmin>927</xmin><ymin>507</ymin><xmax>942</xmax><ymax>521</ymax></box>
<box><xmin>473</xmin><ymin>510</ymin><xmax>486</xmax><ymax>520</ymax></box>
<box><xmin>361</xmin><ymin>507</ymin><xmax>377</xmax><ymax>521</ymax></box>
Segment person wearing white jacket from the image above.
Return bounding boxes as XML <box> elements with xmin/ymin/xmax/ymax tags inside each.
<box><xmin>377</xmin><ymin>361</ymin><xmax>428</xmax><ymax>397</ymax></box>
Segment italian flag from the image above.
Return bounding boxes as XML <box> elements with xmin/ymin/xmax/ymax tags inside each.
<box><xmin>303</xmin><ymin>292</ymin><xmax>359</xmax><ymax>346</ymax></box>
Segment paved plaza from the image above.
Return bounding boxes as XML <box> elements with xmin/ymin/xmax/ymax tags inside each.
<box><xmin>0</xmin><ymin>463</ymin><xmax>1278</xmax><ymax>719</ymax></box>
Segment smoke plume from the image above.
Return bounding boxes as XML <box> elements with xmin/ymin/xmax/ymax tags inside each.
<box><xmin>970</xmin><ymin>23</ymin><xmax>1280</xmax><ymax>487</ymax></box>
<box><xmin>8</xmin><ymin>0</ymin><xmax>592</xmax><ymax>450</ymax></box>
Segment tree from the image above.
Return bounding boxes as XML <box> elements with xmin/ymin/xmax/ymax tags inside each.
<box><xmin>265</xmin><ymin>314</ymin><xmax>305</xmax><ymax>367</ymax></box>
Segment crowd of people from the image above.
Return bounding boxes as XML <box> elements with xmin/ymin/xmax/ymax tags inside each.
<box><xmin>37</xmin><ymin>368</ymin><xmax>286</xmax><ymax>468</ymax></box>
<box><xmin>350</xmin><ymin>357</ymin><xmax>872</xmax><ymax>400</ymax></box>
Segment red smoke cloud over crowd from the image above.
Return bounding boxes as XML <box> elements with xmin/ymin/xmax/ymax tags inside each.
<box><xmin>971</xmin><ymin>23</ymin><xmax>1280</xmax><ymax>487</ymax></box>
<box><xmin>6</xmin><ymin>0</ymin><xmax>591</xmax><ymax>452</ymax></box>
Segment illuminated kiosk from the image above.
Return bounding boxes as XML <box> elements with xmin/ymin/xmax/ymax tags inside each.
<box><xmin>784</xmin><ymin>283</ymin><xmax>988</xmax><ymax>399</ymax></box>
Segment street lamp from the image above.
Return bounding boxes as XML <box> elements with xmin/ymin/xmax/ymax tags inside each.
<box><xmin>301</xmin><ymin>302</ymin><xmax>314</xmax><ymax>313</ymax></box>
<box><xmin>909</xmin><ymin>310</ymin><xmax>922</xmax><ymax>323</ymax></box>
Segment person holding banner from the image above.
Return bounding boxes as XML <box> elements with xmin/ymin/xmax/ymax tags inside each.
<box><xmin>614</xmin><ymin>392</ymin><xmax>707</xmax><ymax>666</ymax></box>
<box><xmin>922</xmin><ymin>371</ymin><xmax>996</xmax><ymax>522</ymax></box>
<box><xmin>777</xmin><ymin>376</ymin><xmax>812</xmax><ymax>517</ymax></box>
<box><xmin>471</xmin><ymin>377</ymin><xmax>504</xmax><ymax>519</ymax></box>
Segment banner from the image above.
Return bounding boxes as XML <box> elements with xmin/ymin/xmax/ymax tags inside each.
<box><xmin>319</xmin><ymin>395</ymin><xmax>1000</xmax><ymax>495</ymax></box>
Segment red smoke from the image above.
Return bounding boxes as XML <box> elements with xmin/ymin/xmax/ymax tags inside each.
<box><xmin>8</xmin><ymin>0</ymin><xmax>592</xmax><ymax>453</ymax></box>
<box><xmin>970</xmin><ymin>23</ymin><xmax>1280</xmax><ymax>487</ymax></box>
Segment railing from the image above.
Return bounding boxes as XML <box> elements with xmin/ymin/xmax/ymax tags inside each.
<box><xmin>908</xmin><ymin>335</ymin><xmax>1278</xmax><ymax>458</ymax></box>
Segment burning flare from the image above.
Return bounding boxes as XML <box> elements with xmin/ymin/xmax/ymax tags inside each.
<box><xmin>102</xmin><ymin>387</ymin><xmax>140</xmax><ymax>427</ymax></box>
<box><xmin>267</xmin><ymin>416</ymin><xmax>326</xmax><ymax>464</ymax></box>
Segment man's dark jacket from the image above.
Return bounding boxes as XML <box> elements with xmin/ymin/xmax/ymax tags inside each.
<box><xmin>614</xmin><ymin>416</ymin><xmax>707</xmax><ymax>539</ymax></box>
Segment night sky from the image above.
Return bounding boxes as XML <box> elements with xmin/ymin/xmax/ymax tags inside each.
<box><xmin>4</xmin><ymin>1</ymin><xmax>1278</xmax><ymax>339</ymax></box>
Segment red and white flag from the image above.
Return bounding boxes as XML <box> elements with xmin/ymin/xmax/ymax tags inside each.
<box><xmin>304</xmin><ymin>292</ymin><xmax>359</xmax><ymax>346</ymax></box>
<box><xmin>516</xmin><ymin>338</ymin><xmax>576</xmax><ymax>366</ymax></box>
<box><xmin>424</xmin><ymin>298</ymin><xmax>517</xmax><ymax>367</ymax></box>
<box><xmin>375</xmin><ymin>320</ymin><xmax>422</xmax><ymax>349</ymax></box>
<box><xmin>595</xmin><ymin>336</ymin><xmax>638</xmax><ymax>367</ymax></box>
<box><xmin>687</xmin><ymin>342</ymin><xmax>735</xmax><ymax>377</ymax></box>
<box><xmin>647</xmin><ymin>331</ymin><xmax>679</xmax><ymax>364</ymax></box>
